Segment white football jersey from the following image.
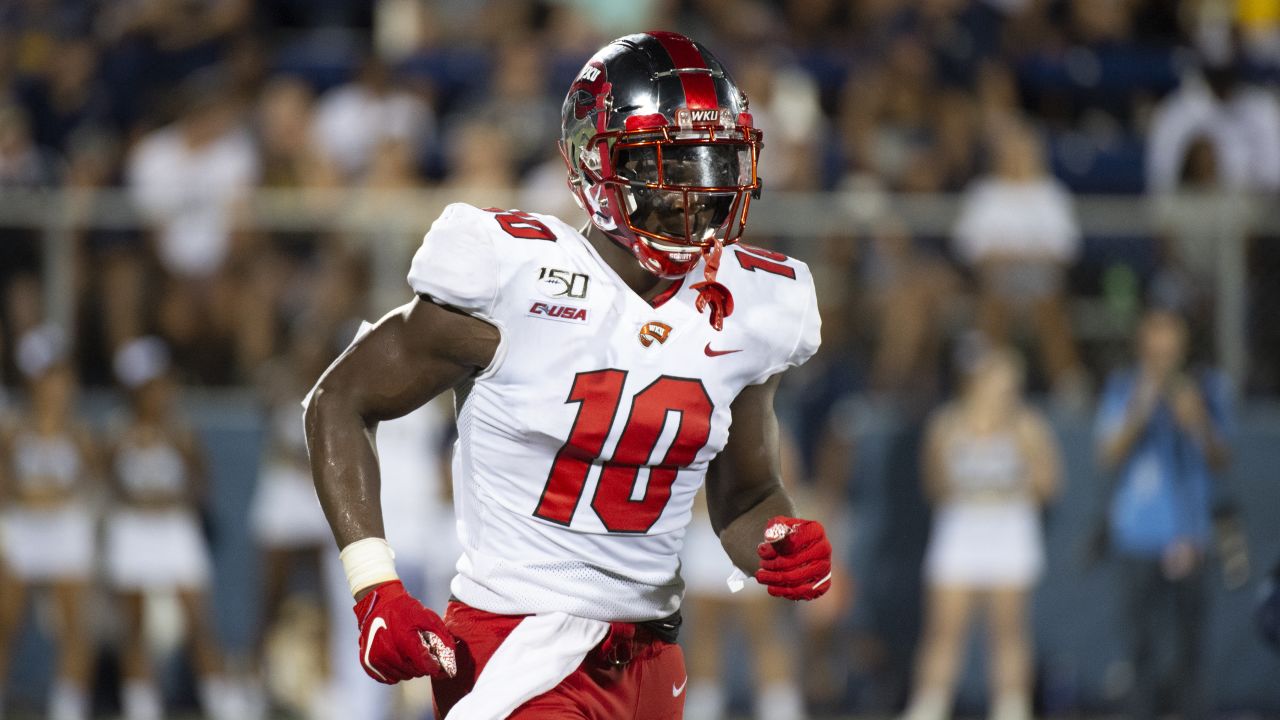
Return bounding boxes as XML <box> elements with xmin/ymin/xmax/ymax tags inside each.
<box><xmin>407</xmin><ymin>203</ymin><xmax>820</xmax><ymax>621</ymax></box>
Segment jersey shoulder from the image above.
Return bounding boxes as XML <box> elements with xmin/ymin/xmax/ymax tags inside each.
<box><xmin>407</xmin><ymin>203</ymin><xmax>573</xmax><ymax>319</ymax></box>
<box><xmin>717</xmin><ymin>243</ymin><xmax>822</xmax><ymax>380</ymax></box>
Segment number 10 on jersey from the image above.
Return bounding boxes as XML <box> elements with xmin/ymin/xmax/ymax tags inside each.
<box><xmin>533</xmin><ymin>370</ymin><xmax>713</xmax><ymax>533</ymax></box>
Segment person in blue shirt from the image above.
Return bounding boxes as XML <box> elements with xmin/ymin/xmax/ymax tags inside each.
<box><xmin>1095</xmin><ymin>307</ymin><xmax>1236</xmax><ymax>720</ymax></box>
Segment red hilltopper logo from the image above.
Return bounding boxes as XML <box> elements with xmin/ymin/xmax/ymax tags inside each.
<box><xmin>528</xmin><ymin>302</ymin><xmax>588</xmax><ymax>323</ymax></box>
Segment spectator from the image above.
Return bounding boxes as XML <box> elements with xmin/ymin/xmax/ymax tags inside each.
<box><xmin>95</xmin><ymin>0</ymin><xmax>251</xmax><ymax>129</ymax></box>
<box><xmin>0</xmin><ymin>102</ymin><xmax>59</xmax><ymax>378</ymax></box>
<box><xmin>126</xmin><ymin>70</ymin><xmax>259</xmax><ymax>382</ymax></box>
<box><xmin>900</xmin><ymin>90</ymin><xmax>980</xmax><ymax>194</ymax></box>
<box><xmin>952</xmin><ymin>116</ymin><xmax>1086</xmax><ymax>400</ymax></box>
<box><xmin>14</xmin><ymin>37</ymin><xmax>112</xmax><ymax>154</ymax></box>
<box><xmin>1094</xmin><ymin>307</ymin><xmax>1245</xmax><ymax>720</ymax></box>
<box><xmin>838</xmin><ymin>35</ymin><xmax>938</xmax><ymax>190</ymax></box>
<box><xmin>63</xmin><ymin>128</ymin><xmax>143</xmax><ymax>382</ymax></box>
<box><xmin>863</xmin><ymin>215</ymin><xmax>960</xmax><ymax>404</ymax></box>
<box><xmin>243</xmin><ymin>76</ymin><xmax>342</xmax><ymax>367</ymax></box>
<box><xmin>441</xmin><ymin>121</ymin><xmax>519</xmax><ymax>208</ymax></box>
<box><xmin>903</xmin><ymin>344</ymin><xmax>1061</xmax><ymax>720</ymax></box>
<box><xmin>257</xmin><ymin>76</ymin><xmax>339</xmax><ymax>196</ymax></box>
<box><xmin>0</xmin><ymin>326</ymin><xmax>99</xmax><ymax>720</ymax></box>
<box><xmin>472</xmin><ymin>42</ymin><xmax>558</xmax><ymax>173</ymax></box>
<box><xmin>312</xmin><ymin>55</ymin><xmax>433</xmax><ymax>181</ymax></box>
<box><xmin>1146</xmin><ymin>53</ymin><xmax>1280</xmax><ymax>194</ymax></box>
<box><xmin>248</xmin><ymin>330</ymin><xmax>336</xmax><ymax>717</ymax></box>
<box><xmin>1237</xmin><ymin>0</ymin><xmax>1280</xmax><ymax>68</ymax></box>
<box><xmin>1148</xmin><ymin>135</ymin><xmax>1231</xmax><ymax>341</ymax></box>
<box><xmin>105</xmin><ymin>337</ymin><xmax>239</xmax><ymax>720</ymax></box>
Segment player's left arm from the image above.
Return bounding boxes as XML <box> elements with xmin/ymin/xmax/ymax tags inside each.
<box><xmin>706</xmin><ymin>375</ymin><xmax>833</xmax><ymax>601</ymax></box>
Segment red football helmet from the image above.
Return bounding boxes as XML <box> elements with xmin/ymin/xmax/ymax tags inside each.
<box><xmin>559</xmin><ymin>32</ymin><xmax>762</xmax><ymax>327</ymax></box>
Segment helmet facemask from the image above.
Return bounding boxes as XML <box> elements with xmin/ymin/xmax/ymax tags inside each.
<box><xmin>573</xmin><ymin>120</ymin><xmax>761</xmax><ymax>279</ymax></box>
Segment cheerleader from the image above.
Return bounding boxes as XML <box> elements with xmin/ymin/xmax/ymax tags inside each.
<box><xmin>903</xmin><ymin>346</ymin><xmax>1062</xmax><ymax>720</ymax></box>
<box><xmin>247</xmin><ymin>332</ymin><xmax>334</xmax><ymax>717</ymax></box>
<box><xmin>0</xmin><ymin>326</ymin><xmax>98</xmax><ymax>720</ymax></box>
<box><xmin>104</xmin><ymin>337</ymin><xmax>234</xmax><ymax>720</ymax></box>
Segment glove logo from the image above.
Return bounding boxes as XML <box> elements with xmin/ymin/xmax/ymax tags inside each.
<box><xmin>362</xmin><ymin>617</ymin><xmax>389</xmax><ymax>682</ymax></box>
<box><xmin>422</xmin><ymin>631</ymin><xmax>458</xmax><ymax>678</ymax></box>
<box><xmin>672</xmin><ymin>677</ymin><xmax>688</xmax><ymax>697</ymax></box>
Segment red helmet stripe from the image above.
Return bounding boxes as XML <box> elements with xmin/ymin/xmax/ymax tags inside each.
<box><xmin>647</xmin><ymin>31</ymin><xmax>718</xmax><ymax>110</ymax></box>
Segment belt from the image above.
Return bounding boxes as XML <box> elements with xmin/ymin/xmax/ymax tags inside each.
<box><xmin>447</xmin><ymin>597</ymin><xmax>681</xmax><ymax>667</ymax></box>
<box><xmin>596</xmin><ymin>610</ymin><xmax>682</xmax><ymax>667</ymax></box>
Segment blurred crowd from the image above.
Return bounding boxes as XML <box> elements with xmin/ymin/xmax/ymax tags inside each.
<box><xmin>1</xmin><ymin>0</ymin><xmax>1280</xmax><ymax>719</ymax></box>
<box><xmin>1</xmin><ymin>0</ymin><xmax>1280</xmax><ymax>392</ymax></box>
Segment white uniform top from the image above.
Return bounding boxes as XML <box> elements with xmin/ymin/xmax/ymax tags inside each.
<box><xmin>115</xmin><ymin>437</ymin><xmax>188</xmax><ymax>501</ymax></box>
<box><xmin>926</xmin><ymin>427</ymin><xmax>1044</xmax><ymax>587</ymax></box>
<box><xmin>943</xmin><ymin>432</ymin><xmax>1029</xmax><ymax>502</ymax></box>
<box><xmin>407</xmin><ymin>203</ymin><xmax>820</xmax><ymax>621</ymax></box>
<box><xmin>11</xmin><ymin>431</ymin><xmax>83</xmax><ymax>495</ymax></box>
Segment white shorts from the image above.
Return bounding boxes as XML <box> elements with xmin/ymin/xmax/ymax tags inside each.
<box><xmin>924</xmin><ymin>502</ymin><xmax>1044</xmax><ymax>588</ymax></box>
<box><xmin>250</xmin><ymin>463</ymin><xmax>331</xmax><ymax>549</ymax></box>
<box><xmin>106</xmin><ymin>509</ymin><xmax>212</xmax><ymax>590</ymax></box>
<box><xmin>0</xmin><ymin>505</ymin><xmax>95</xmax><ymax>582</ymax></box>
<box><xmin>680</xmin><ymin>516</ymin><xmax>759</xmax><ymax>598</ymax></box>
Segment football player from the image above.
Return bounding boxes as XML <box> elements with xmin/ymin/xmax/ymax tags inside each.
<box><xmin>306</xmin><ymin>32</ymin><xmax>832</xmax><ymax>718</ymax></box>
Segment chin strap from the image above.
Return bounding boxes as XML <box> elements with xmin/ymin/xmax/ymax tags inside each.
<box><xmin>689</xmin><ymin>237</ymin><xmax>734</xmax><ymax>331</ymax></box>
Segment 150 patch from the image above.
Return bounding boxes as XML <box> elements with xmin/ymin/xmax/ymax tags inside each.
<box><xmin>537</xmin><ymin>268</ymin><xmax>590</xmax><ymax>300</ymax></box>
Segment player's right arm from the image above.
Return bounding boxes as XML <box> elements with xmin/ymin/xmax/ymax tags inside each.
<box><xmin>304</xmin><ymin>297</ymin><xmax>497</xmax><ymax>684</ymax></box>
<box><xmin>305</xmin><ymin>297</ymin><xmax>497</xmax><ymax>557</ymax></box>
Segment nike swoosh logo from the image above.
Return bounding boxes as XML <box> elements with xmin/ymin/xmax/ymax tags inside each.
<box><xmin>704</xmin><ymin>343</ymin><xmax>741</xmax><ymax>357</ymax></box>
<box><xmin>672</xmin><ymin>677</ymin><xmax>688</xmax><ymax>697</ymax></box>
<box><xmin>363</xmin><ymin>617</ymin><xmax>388</xmax><ymax>682</ymax></box>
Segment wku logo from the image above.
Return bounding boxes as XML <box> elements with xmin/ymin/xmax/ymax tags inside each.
<box><xmin>675</xmin><ymin>108</ymin><xmax>727</xmax><ymax>126</ymax></box>
<box><xmin>528</xmin><ymin>302</ymin><xmax>588</xmax><ymax>323</ymax></box>
<box><xmin>569</xmin><ymin>61</ymin><xmax>607</xmax><ymax>120</ymax></box>
<box><xmin>638</xmin><ymin>321</ymin><xmax>673</xmax><ymax>347</ymax></box>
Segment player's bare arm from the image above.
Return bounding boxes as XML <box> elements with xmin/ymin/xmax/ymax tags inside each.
<box><xmin>706</xmin><ymin>376</ymin><xmax>793</xmax><ymax>571</ymax></box>
<box><xmin>708</xmin><ymin>376</ymin><xmax>834</xmax><ymax>601</ymax></box>
<box><xmin>305</xmin><ymin>297</ymin><xmax>497</xmax><ymax>552</ymax></box>
<box><xmin>304</xmin><ymin>297</ymin><xmax>497</xmax><ymax>684</ymax></box>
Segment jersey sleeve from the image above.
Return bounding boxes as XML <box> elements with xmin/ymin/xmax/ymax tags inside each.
<box><xmin>744</xmin><ymin>256</ymin><xmax>822</xmax><ymax>385</ymax></box>
<box><xmin>407</xmin><ymin>203</ymin><xmax>501</xmax><ymax>318</ymax></box>
<box><xmin>789</xmin><ymin>270</ymin><xmax>822</xmax><ymax>368</ymax></box>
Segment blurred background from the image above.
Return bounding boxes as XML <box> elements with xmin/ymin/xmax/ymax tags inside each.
<box><xmin>1</xmin><ymin>0</ymin><xmax>1279</xmax><ymax>719</ymax></box>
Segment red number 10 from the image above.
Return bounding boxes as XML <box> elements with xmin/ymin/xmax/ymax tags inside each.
<box><xmin>734</xmin><ymin>245</ymin><xmax>796</xmax><ymax>279</ymax></box>
<box><xmin>484</xmin><ymin>207</ymin><xmax>556</xmax><ymax>240</ymax></box>
<box><xmin>534</xmin><ymin>370</ymin><xmax>713</xmax><ymax>533</ymax></box>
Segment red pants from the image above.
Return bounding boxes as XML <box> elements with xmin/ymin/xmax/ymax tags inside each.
<box><xmin>432</xmin><ymin>601</ymin><xmax>687</xmax><ymax>719</ymax></box>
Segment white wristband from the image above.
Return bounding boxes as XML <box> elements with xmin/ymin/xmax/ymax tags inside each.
<box><xmin>339</xmin><ymin>537</ymin><xmax>399</xmax><ymax>597</ymax></box>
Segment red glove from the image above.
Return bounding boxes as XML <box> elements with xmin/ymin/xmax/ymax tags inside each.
<box><xmin>353</xmin><ymin>580</ymin><xmax>457</xmax><ymax>684</ymax></box>
<box><xmin>754</xmin><ymin>516</ymin><xmax>833</xmax><ymax>601</ymax></box>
